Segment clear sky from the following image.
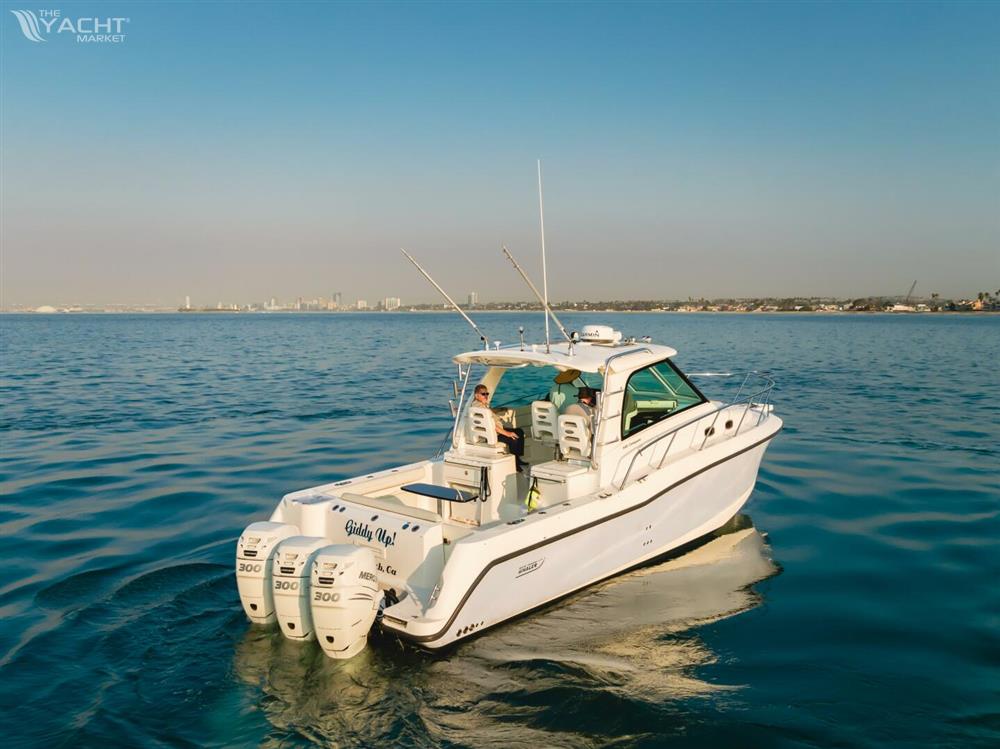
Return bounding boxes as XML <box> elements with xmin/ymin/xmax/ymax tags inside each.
<box><xmin>2</xmin><ymin>0</ymin><xmax>998</xmax><ymax>307</ymax></box>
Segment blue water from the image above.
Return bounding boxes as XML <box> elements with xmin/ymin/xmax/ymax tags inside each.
<box><xmin>1</xmin><ymin>312</ymin><xmax>997</xmax><ymax>748</ymax></box>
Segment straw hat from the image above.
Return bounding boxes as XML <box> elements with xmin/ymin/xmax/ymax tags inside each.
<box><xmin>553</xmin><ymin>369</ymin><xmax>580</xmax><ymax>384</ymax></box>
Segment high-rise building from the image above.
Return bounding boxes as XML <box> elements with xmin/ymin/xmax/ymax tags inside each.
<box><xmin>468</xmin><ymin>291</ymin><xmax>478</xmax><ymax>307</ymax></box>
<box><xmin>383</xmin><ymin>296</ymin><xmax>401</xmax><ymax>311</ymax></box>
<box><xmin>357</xmin><ymin>299</ymin><xmax>368</xmax><ymax>310</ymax></box>
<box><xmin>184</xmin><ymin>295</ymin><xmax>191</xmax><ymax>310</ymax></box>
<box><xmin>333</xmin><ymin>292</ymin><xmax>343</xmax><ymax>309</ymax></box>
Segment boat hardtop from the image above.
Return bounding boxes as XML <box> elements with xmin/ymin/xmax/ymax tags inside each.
<box><xmin>453</xmin><ymin>338</ymin><xmax>677</xmax><ymax>372</ymax></box>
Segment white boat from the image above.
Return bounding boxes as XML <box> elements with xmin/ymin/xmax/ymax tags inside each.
<box><xmin>236</xmin><ymin>322</ymin><xmax>781</xmax><ymax>658</ymax></box>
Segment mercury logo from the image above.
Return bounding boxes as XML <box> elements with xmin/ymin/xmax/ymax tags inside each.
<box><xmin>10</xmin><ymin>9</ymin><xmax>129</xmax><ymax>43</ymax></box>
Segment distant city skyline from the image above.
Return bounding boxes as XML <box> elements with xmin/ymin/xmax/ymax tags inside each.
<box><xmin>4</xmin><ymin>274</ymin><xmax>999</xmax><ymax>311</ymax></box>
<box><xmin>2</xmin><ymin>1</ymin><xmax>998</xmax><ymax>307</ymax></box>
<box><xmin>9</xmin><ymin>286</ymin><xmax>998</xmax><ymax>315</ymax></box>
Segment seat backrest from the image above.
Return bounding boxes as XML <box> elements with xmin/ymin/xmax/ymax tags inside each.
<box><xmin>559</xmin><ymin>414</ymin><xmax>592</xmax><ymax>460</ymax></box>
<box><xmin>531</xmin><ymin>400</ymin><xmax>559</xmax><ymax>443</ymax></box>
<box><xmin>466</xmin><ymin>405</ymin><xmax>497</xmax><ymax>447</ymax></box>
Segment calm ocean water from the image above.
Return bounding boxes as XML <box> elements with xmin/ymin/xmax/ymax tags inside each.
<box><xmin>1</xmin><ymin>312</ymin><xmax>997</xmax><ymax>748</ymax></box>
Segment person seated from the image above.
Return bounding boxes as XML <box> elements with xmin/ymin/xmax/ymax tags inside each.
<box><xmin>563</xmin><ymin>386</ymin><xmax>597</xmax><ymax>435</ymax></box>
<box><xmin>548</xmin><ymin>369</ymin><xmax>580</xmax><ymax>413</ymax></box>
<box><xmin>472</xmin><ymin>384</ymin><xmax>527</xmax><ymax>471</ymax></box>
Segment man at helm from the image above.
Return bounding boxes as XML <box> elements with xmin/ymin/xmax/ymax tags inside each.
<box><xmin>564</xmin><ymin>386</ymin><xmax>597</xmax><ymax>431</ymax></box>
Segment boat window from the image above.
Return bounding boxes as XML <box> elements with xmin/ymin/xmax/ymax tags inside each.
<box><xmin>621</xmin><ymin>360</ymin><xmax>706</xmax><ymax>439</ymax></box>
<box><xmin>491</xmin><ymin>365</ymin><xmax>600</xmax><ymax>409</ymax></box>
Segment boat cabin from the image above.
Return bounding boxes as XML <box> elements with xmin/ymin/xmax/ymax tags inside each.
<box><xmin>284</xmin><ymin>325</ymin><xmax>719</xmax><ymax>535</ymax></box>
<box><xmin>440</xmin><ymin>325</ymin><xmax>710</xmax><ymax>520</ymax></box>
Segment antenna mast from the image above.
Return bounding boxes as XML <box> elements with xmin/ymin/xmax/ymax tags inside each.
<box><xmin>400</xmin><ymin>248</ymin><xmax>490</xmax><ymax>349</ymax></box>
<box><xmin>537</xmin><ymin>159</ymin><xmax>551</xmax><ymax>353</ymax></box>
<box><xmin>502</xmin><ymin>245</ymin><xmax>572</xmax><ymax>343</ymax></box>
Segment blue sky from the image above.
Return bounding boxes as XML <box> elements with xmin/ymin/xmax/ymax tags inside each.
<box><xmin>2</xmin><ymin>0</ymin><xmax>998</xmax><ymax>306</ymax></box>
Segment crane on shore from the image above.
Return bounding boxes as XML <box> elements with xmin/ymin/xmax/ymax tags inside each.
<box><xmin>888</xmin><ymin>280</ymin><xmax>920</xmax><ymax>312</ymax></box>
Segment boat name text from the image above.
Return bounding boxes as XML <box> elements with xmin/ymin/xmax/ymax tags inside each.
<box><xmin>344</xmin><ymin>519</ymin><xmax>397</xmax><ymax>548</ymax></box>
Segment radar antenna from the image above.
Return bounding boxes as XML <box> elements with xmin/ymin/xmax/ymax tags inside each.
<box><xmin>400</xmin><ymin>248</ymin><xmax>490</xmax><ymax>349</ymax></box>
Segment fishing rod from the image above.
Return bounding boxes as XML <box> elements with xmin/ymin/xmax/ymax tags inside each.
<box><xmin>501</xmin><ymin>244</ymin><xmax>572</xmax><ymax>344</ymax></box>
<box><xmin>400</xmin><ymin>248</ymin><xmax>490</xmax><ymax>349</ymax></box>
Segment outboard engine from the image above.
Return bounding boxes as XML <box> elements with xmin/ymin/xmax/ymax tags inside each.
<box><xmin>272</xmin><ymin>536</ymin><xmax>329</xmax><ymax>640</ymax></box>
<box><xmin>310</xmin><ymin>545</ymin><xmax>381</xmax><ymax>659</ymax></box>
<box><xmin>236</xmin><ymin>521</ymin><xmax>299</xmax><ymax>624</ymax></box>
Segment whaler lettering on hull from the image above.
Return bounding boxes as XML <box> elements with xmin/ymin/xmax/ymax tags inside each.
<box><xmin>516</xmin><ymin>558</ymin><xmax>545</xmax><ymax>578</ymax></box>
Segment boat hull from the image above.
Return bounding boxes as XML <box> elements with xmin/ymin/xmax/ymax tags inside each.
<box><xmin>385</xmin><ymin>422</ymin><xmax>780</xmax><ymax>648</ymax></box>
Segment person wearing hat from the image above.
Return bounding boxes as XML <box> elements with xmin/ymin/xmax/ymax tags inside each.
<box><xmin>472</xmin><ymin>384</ymin><xmax>527</xmax><ymax>471</ymax></box>
<box><xmin>548</xmin><ymin>369</ymin><xmax>580</xmax><ymax>413</ymax></box>
<box><xmin>564</xmin><ymin>386</ymin><xmax>598</xmax><ymax>442</ymax></box>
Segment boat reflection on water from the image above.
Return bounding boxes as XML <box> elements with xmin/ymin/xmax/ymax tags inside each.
<box><xmin>232</xmin><ymin>514</ymin><xmax>779</xmax><ymax>746</ymax></box>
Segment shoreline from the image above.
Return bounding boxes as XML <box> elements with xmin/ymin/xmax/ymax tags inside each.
<box><xmin>3</xmin><ymin>309</ymin><xmax>997</xmax><ymax>316</ymax></box>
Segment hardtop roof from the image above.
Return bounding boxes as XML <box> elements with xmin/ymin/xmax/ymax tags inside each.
<box><xmin>453</xmin><ymin>341</ymin><xmax>677</xmax><ymax>374</ymax></box>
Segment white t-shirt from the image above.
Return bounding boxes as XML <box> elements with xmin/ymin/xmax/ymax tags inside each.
<box><xmin>563</xmin><ymin>401</ymin><xmax>595</xmax><ymax>433</ymax></box>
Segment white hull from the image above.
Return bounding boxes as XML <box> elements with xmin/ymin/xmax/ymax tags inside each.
<box><xmin>383</xmin><ymin>425</ymin><xmax>778</xmax><ymax>648</ymax></box>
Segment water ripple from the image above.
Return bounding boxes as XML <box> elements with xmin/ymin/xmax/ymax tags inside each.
<box><xmin>1</xmin><ymin>312</ymin><xmax>998</xmax><ymax>748</ymax></box>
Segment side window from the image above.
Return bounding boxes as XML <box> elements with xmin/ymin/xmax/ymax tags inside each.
<box><xmin>621</xmin><ymin>360</ymin><xmax>705</xmax><ymax>438</ymax></box>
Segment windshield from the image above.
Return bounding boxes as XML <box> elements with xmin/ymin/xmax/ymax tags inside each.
<box><xmin>622</xmin><ymin>359</ymin><xmax>706</xmax><ymax>438</ymax></box>
<box><xmin>491</xmin><ymin>365</ymin><xmax>602</xmax><ymax>409</ymax></box>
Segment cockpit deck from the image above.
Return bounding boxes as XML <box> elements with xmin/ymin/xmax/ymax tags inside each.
<box><xmin>293</xmin><ymin>448</ymin><xmax>561</xmax><ymax>551</ymax></box>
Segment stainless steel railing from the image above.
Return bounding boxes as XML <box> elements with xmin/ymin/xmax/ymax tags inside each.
<box><xmin>614</xmin><ymin>371</ymin><xmax>775</xmax><ymax>490</ymax></box>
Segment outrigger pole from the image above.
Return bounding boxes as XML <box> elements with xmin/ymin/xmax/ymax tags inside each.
<box><xmin>400</xmin><ymin>248</ymin><xmax>490</xmax><ymax>350</ymax></box>
<box><xmin>501</xmin><ymin>244</ymin><xmax>572</xmax><ymax>344</ymax></box>
<box><xmin>537</xmin><ymin>159</ymin><xmax>551</xmax><ymax>353</ymax></box>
